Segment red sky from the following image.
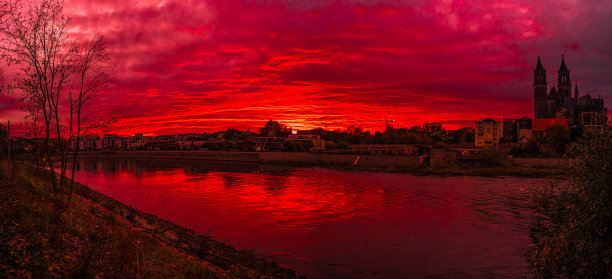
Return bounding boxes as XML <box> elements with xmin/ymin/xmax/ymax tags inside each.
<box><xmin>1</xmin><ymin>0</ymin><xmax>612</xmax><ymax>136</ymax></box>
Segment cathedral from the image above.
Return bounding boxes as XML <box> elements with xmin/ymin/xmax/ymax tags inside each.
<box><xmin>533</xmin><ymin>56</ymin><xmax>608</xmax><ymax>128</ymax></box>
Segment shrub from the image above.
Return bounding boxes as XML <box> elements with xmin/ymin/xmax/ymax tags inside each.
<box><xmin>529</xmin><ymin>128</ymin><xmax>612</xmax><ymax>278</ymax></box>
<box><xmin>546</xmin><ymin>124</ymin><xmax>571</xmax><ymax>154</ymax></box>
<box><xmin>524</xmin><ymin>137</ymin><xmax>540</xmax><ymax>155</ymax></box>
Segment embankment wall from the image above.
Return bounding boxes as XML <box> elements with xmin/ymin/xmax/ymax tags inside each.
<box><xmin>77</xmin><ymin>151</ymin><xmax>422</xmax><ymax>168</ymax></box>
<box><xmin>259</xmin><ymin>152</ymin><xmax>421</xmax><ymax>168</ymax></box>
<box><xmin>78</xmin><ymin>151</ymin><xmax>259</xmax><ymax>162</ymax></box>
<box><xmin>75</xmin><ymin>151</ymin><xmax>570</xmax><ymax>169</ymax></box>
<box><xmin>513</xmin><ymin>157</ymin><xmax>570</xmax><ymax>168</ymax></box>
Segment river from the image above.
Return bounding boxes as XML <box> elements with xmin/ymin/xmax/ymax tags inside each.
<box><xmin>66</xmin><ymin>157</ymin><xmax>543</xmax><ymax>278</ymax></box>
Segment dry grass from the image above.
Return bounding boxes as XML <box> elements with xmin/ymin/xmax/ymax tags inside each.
<box><xmin>0</xmin><ymin>162</ymin><xmax>299</xmax><ymax>278</ymax></box>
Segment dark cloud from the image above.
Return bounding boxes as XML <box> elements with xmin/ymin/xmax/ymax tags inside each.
<box><xmin>1</xmin><ymin>0</ymin><xmax>611</xmax><ymax>135</ymax></box>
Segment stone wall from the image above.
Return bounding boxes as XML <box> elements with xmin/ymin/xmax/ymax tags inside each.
<box><xmin>430</xmin><ymin>148</ymin><xmax>457</xmax><ymax>167</ymax></box>
<box><xmin>78</xmin><ymin>151</ymin><xmax>259</xmax><ymax>162</ymax></box>
<box><xmin>258</xmin><ymin>152</ymin><xmax>421</xmax><ymax>168</ymax></box>
<box><xmin>513</xmin><ymin>157</ymin><xmax>570</xmax><ymax>168</ymax></box>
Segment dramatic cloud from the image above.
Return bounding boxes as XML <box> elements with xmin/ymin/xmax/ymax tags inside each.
<box><xmin>2</xmin><ymin>0</ymin><xmax>612</xmax><ymax>135</ymax></box>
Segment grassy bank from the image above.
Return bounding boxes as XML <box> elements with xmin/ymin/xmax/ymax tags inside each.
<box><xmin>0</xmin><ymin>162</ymin><xmax>299</xmax><ymax>278</ymax></box>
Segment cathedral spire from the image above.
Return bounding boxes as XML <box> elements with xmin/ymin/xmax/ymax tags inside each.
<box><xmin>574</xmin><ymin>84</ymin><xmax>579</xmax><ymax>98</ymax></box>
<box><xmin>534</xmin><ymin>56</ymin><xmax>546</xmax><ymax>86</ymax></box>
<box><xmin>533</xmin><ymin>56</ymin><xmax>548</xmax><ymax>118</ymax></box>
<box><xmin>559</xmin><ymin>54</ymin><xmax>569</xmax><ymax>73</ymax></box>
<box><xmin>557</xmin><ymin>55</ymin><xmax>571</xmax><ymax>97</ymax></box>
<box><xmin>535</xmin><ymin>56</ymin><xmax>545</xmax><ymax>72</ymax></box>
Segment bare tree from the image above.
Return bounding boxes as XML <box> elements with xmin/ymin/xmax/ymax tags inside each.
<box><xmin>1</xmin><ymin>0</ymin><xmax>78</xmax><ymax>194</ymax></box>
<box><xmin>67</xmin><ymin>34</ymin><xmax>111</xmax><ymax>202</ymax></box>
<box><xmin>22</xmin><ymin>107</ymin><xmax>45</xmax><ymax>169</ymax></box>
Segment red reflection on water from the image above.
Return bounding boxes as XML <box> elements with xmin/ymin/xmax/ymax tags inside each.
<box><xmin>69</xmin><ymin>159</ymin><xmax>540</xmax><ymax>278</ymax></box>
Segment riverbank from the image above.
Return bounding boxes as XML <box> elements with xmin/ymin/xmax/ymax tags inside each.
<box><xmin>304</xmin><ymin>164</ymin><xmax>565</xmax><ymax>178</ymax></box>
<box><xmin>0</xmin><ymin>162</ymin><xmax>300</xmax><ymax>278</ymax></box>
<box><xmin>405</xmin><ymin>165</ymin><xmax>567</xmax><ymax>178</ymax></box>
<box><xmin>77</xmin><ymin>151</ymin><xmax>568</xmax><ymax>178</ymax></box>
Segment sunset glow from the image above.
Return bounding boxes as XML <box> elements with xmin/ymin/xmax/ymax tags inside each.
<box><xmin>2</xmin><ymin>0</ymin><xmax>611</xmax><ymax>135</ymax></box>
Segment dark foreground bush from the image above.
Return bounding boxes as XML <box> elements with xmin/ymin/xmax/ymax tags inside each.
<box><xmin>529</xmin><ymin>128</ymin><xmax>612</xmax><ymax>278</ymax></box>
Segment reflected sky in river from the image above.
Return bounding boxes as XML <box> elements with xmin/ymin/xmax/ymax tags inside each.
<box><xmin>67</xmin><ymin>158</ymin><xmax>544</xmax><ymax>278</ymax></box>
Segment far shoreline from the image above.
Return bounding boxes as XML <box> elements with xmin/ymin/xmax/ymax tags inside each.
<box><xmin>71</xmin><ymin>150</ymin><xmax>569</xmax><ymax>179</ymax></box>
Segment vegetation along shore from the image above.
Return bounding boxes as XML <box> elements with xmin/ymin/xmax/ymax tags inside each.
<box><xmin>0</xmin><ymin>162</ymin><xmax>300</xmax><ymax>278</ymax></box>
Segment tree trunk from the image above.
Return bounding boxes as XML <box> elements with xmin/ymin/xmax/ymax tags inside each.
<box><xmin>55</xmin><ymin>97</ymin><xmax>66</xmax><ymax>195</ymax></box>
<box><xmin>68</xmin><ymin>108</ymin><xmax>81</xmax><ymax>203</ymax></box>
<box><xmin>69</xmin><ymin>78</ymin><xmax>84</xmax><ymax>203</ymax></box>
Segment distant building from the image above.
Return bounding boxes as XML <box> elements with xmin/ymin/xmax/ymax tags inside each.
<box><xmin>255</xmin><ymin>137</ymin><xmax>286</xmax><ymax>151</ymax></box>
<box><xmin>503</xmin><ymin>118</ymin><xmax>518</xmax><ymax>143</ymax></box>
<box><xmin>517</xmin><ymin>117</ymin><xmax>533</xmax><ymax>142</ymax></box>
<box><xmin>102</xmin><ymin>134</ymin><xmax>122</xmax><ymax>150</ymax></box>
<box><xmin>501</xmin><ymin>117</ymin><xmax>533</xmax><ymax>143</ymax></box>
<box><xmin>69</xmin><ymin>135</ymin><xmax>103</xmax><ymax>151</ymax></box>
<box><xmin>82</xmin><ymin>135</ymin><xmax>101</xmax><ymax>150</ymax></box>
<box><xmin>532</xmin><ymin>118</ymin><xmax>568</xmax><ymax>139</ymax></box>
<box><xmin>533</xmin><ymin>56</ymin><xmax>607</xmax><ymax>128</ymax></box>
<box><xmin>124</xmin><ymin>133</ymin><xmax>153</xmax><ymax>150</ymax></box>
<box><xmin>475</xmin><ymin>118</ymin><xmax>503</xmax><ymax>147</ymax></box>
<box><xmin>177</xmin><ymin>134</ymin><xmax>209</xmax><ymax>150</ymax></box>
<box><xmin>147</xmin><ymin>135</ymin><xmax>178</xmax><ymax>150</ymax></box>
<box><xmin>287</xmin><ymin>134</ymin><xmax>325</xmax><ymax>151</ymax></box>
<box><xmin>476</xmin><ymin>56</ymin><xmax>608</xmax><ymax>149</ymax></box>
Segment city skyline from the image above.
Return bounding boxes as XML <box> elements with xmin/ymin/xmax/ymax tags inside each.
<box><xmin>1</xmin><ymin>0</ymin><xmax>612</xmax><ymax>136</ymax></box>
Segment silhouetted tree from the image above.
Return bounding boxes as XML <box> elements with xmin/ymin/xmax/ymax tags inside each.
<box><xmin>259</xmin><ymin>120</ymin><xmax>291</xmax><ymax>137</ymax></box>
<box><xmin>297</xmin><ymin>122</ymin><xmax>473</xmax><ymax>145</ymax></box>
<box><xmin>529</xmin><ymin>128</ymin><xmax>612</xmax><ymax>278</ymax></box>
<box><xmin>0</xmin><ymin>123</ymin><xmax>7</xmax><ymax>159</ymax></box>
<box><xmin>423</xmin><ymin>122</ymin><xmax>444</xmax><ymax>135</ymax></box>
<box><xmin>409</xmin><ymin>126</ymin><xmax>422</xmax><ymax>134</ymax></box>
<box><xmin>68</xmin><ymin>34</ymin><xmax>111</xmax><ymax>202</ymax></box>
<box><xmin>22</xmin><ymin>112</ymin><xmax>45</xmax><ymax>168</ymax></box>
<box><xmin>546</xmin><ymin>124</ymin><xmax>570</xmax><ymax>154</ymax></box>
<box><xmin>422</xmin><ymin>122</ymin><xmax>446</xmax><ymax>143</ymax></box>
<box><xmin>450</xmin><ymin>127</ymin><xmax>474</xmax><ymax>143</ymax></box>
<box><xmin>1</xmin><ymin>0</ymin><xmax>113</xmax><ymax>201</ymax></box>
<box><xmin>224</xmin><ymin>128</ymin><xmax>248</xmax><ymax>141</ymax></box>
<box><xmin>524</xmin><ymin>137</ymin><xmax>540</xmax><ymax>155</ymax></box>
<box><xmin>346</xmin><ymin>124</ymin><xmax>363</xmax><ymax>136</ymax></box>
<box><xmin>1</xmin><ymin>0</ymin><xmax>75</xmax><ymax>193</ymax></box>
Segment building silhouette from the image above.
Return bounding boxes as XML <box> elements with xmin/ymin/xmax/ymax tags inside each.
<box><xmin>533</xmin><ymin>56</ymin><xmax>607</xmax><ymax>128</ymax></box>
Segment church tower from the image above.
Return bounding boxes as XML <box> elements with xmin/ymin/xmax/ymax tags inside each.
<box><xmin>534</xmin><ymin>56</ymin><xmax>548</xmax><ymax>118</ymax></box>
<box><xmin>557</xmin><ymin>55</ymin><xmax>571</xmax><ymax>98</ymax></box>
